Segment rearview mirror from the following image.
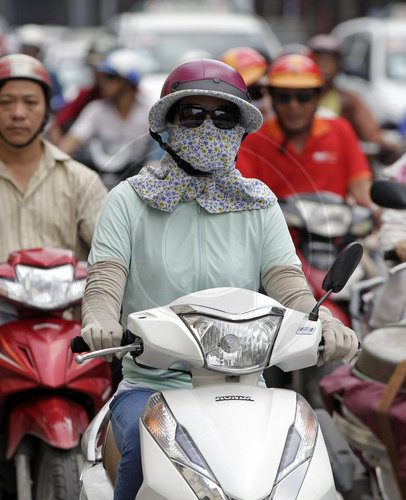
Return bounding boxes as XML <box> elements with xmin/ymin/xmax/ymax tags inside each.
<box><xmin>370</xmin><ymin>179</ymin><xmax>406</xmax><ymax>209</ymax></box>
<box><xmin>309</xmin><ymin>242</ymin><xmax>364</xmax><ymax>321</ymax></box>
<box><xmin>322</xmin><ymin>241</ymin><xmax>363</xmax><ymax>293</ymax></box>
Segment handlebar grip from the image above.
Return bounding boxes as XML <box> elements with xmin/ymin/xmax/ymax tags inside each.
<box><xmin>70</xmin><ymin>330</ymin><xmax>137</xmax><ymax>353</ymax></box>
<box><xmin>121</xmin><ymin>330</ymin><xmax>136</xmax><ymax>345</ymax></box>
<box><xmin>70</xmin><ymin>336</ymin><xmax>90</xmax><ymax>353</ymax></box>
<box><xmin>384</xmin><ymin>249</ymin><xmax>400</xmax><ymax>261</ymax></box>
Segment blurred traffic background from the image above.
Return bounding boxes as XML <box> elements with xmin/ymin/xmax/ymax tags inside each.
<box><xmin>2</xmin><ymin>0</ymin><xmax>406</xmax><ymax>181</ymax></box>
<box><xmin>1</xmin><ymin>0</ymin><xmax>405</xmax><ymax>120</ymax></box>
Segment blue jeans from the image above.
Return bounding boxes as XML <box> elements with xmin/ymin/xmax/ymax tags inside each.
<box><xmin>109</xmin><ymin>388</ymin><xmax>155</xmax><ymax>500</ymax></box>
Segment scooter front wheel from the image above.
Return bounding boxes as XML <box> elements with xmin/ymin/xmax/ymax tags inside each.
<box><xmin>34</xmin><ymin>443</ymin><xmax>82</xmax><ymax>500</ymax></box>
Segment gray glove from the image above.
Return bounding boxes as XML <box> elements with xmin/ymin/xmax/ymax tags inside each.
<box><xmin>81</xmin><ymin>258</ymin><xmax>129</xmax><ymax>362</ymax></box>
<box><xmin>81</xmin><ymin>317</ymin><xmax>123</xmax><ymax>363</ymax></box>
<box><xmin>318</xmin><ymin>310</ymin><xmax>359</xmax><ymax>366</ymax></box>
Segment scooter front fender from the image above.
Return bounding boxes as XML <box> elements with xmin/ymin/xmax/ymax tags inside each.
<box><xmin>7</xmin><ymin>395</ymin><xmax>89</xmax><ymax>459</ymax></box>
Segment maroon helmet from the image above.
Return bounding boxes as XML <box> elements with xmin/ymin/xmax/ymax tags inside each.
<box><xmin>149</xmin><ymin>58</ymin><xmax>263</xmax><ymax>133</ymax></box>
<box><xmin>0</xmin><ymin>54</ymin><xmax>52</xmax><ymax>102</ymax></box>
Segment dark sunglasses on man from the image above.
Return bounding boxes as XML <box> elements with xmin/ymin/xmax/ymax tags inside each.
<box><xmin>169</xmin><ymin>103</ymin><xmax>240</xmax><ymax>129</ymax></box>
<box><xmin>271</xmin><ymin>89</ymin><xmax>318</xmax><ymax>105</ymax></box>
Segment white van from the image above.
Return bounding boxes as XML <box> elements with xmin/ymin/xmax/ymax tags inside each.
<box><xmin>108</xmin><ymin>10</ymin><xmax>282</xmax><ymax>102</ymax></box>
<box><xmin>332</xmin><ymin>17</ymin><xmax>406</xmax><ymax>129</ymax></box>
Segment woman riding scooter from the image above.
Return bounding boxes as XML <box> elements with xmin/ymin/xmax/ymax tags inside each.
<box><xmin>80</xmin><ymin>58</ymin><xmax>359</xmax><ymax>499</ymax></box>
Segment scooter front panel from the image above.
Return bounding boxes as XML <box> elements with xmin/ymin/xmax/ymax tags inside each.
<box><xmin>142</xmin><ymin>385</ymin><xmax>297</xmax><ymax>499</ymax></box>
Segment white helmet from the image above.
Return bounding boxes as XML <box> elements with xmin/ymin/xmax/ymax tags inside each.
<box><xmin>17</xmin><ymin>24</ymin><xmax>45</xmax><ymax>50</ymax></box>
<box><xmin>97</xmin><ymin>48</ymin><xmax>141</xmax><ymax>87</ymax></box>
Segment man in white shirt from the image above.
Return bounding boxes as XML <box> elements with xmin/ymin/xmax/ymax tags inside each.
<box><xmin>59</xmin><ymin>49</ymin><xmax>153</xmax><ymax>189</ymax></box>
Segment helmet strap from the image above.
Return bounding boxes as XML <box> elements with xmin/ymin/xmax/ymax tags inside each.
<box><xmin>149</xmin><ymin>128</ymin><xmax>211</xmax><ymax>178</ymax></box>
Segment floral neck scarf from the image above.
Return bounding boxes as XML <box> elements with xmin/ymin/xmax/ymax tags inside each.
<box><xmin>128</xmin><ymin>120</ymin><xmax>276</xmax><ymax>213</ymax></box>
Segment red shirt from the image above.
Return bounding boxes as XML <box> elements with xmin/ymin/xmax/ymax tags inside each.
<box><xmin>237</xmin><ymin>115</ymin><xmax>372</xmax><ymax>199</ymax></box>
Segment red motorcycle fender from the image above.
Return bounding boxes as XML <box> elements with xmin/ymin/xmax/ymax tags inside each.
<box><xmin>6</xmin><ymin>395</ymin><xmax>89</xmax><ymax>459</ymax></box>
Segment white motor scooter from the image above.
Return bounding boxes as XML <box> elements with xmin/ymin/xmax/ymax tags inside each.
<box><xmin>72</xmin><ymin>243</ymin><xmax>363</xmax><ymax>500</ymax></box>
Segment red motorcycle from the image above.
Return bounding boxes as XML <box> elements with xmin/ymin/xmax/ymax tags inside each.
<box><xmin>0</xmin><ymin>247</ymin><xmax>112</xmax><ymax>500</ymax></box>
<box><xmin>279</xmin><ymin>191</ymin><xmax>375</xmax><ymax>326</ymax></box>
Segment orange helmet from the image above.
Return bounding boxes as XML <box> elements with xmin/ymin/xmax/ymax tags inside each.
<box><xmin>220</xmin><ymin>47</ymin><xmax>268</xmax><ymax>86</ymax></box>
<box><xmin>267</xmin><ymin>54</ymin><xmax>324</xmax><ymax>89</ymax></box>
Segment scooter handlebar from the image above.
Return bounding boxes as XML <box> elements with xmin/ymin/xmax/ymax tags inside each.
<box><xmin>70</xmin><ymin>330</ymin><xmax>137</xmax><ymax>353</ymax></box>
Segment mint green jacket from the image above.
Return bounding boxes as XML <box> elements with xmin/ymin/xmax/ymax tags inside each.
<box><xmin>88</xmin><ymin>180</ymin><xmax>300</xmax><ymax>390</ymax></box>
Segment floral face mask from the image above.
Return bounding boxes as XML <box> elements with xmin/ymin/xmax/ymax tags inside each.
<box><xmin>128</xmin><ymin>120</ymin><xmax>276</xmax><ymax>213</ymax></box>
<box><xmin>166</xmin><ymin>120</ymin><xmax>244</xmax><ymax>174</ymax></box>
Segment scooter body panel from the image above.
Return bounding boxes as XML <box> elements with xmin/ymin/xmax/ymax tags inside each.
<box><xmin>136</xmin><ymin>385</ymin><xmax>335</xmax><ymax>499</ymax></box>
<box><xmin>80</xmin><ymin>461</ymin><xmax>114</xmax><ymax>500</ymax></box>
<box><xmin>160</xmin><ymin>385</ymin><xmax>295</xmax><ymax>498</ymax></box>
<box><xmin>7</xmin><ymin>394</ymin><xmax>89</xmax><ymax>458</ymax></box>
<box><xmin>296</xmin><ymin>432</ymin><xmax>336</xmax><ymax>499</ymax></box>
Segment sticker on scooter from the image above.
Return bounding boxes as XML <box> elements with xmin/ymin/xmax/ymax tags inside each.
<box><xmin>215</xmin><ymin>396</ymin><xmax>254</xmax><ymax>402</ymax></box>
<box><xmin>296</xmin><ymin>325</ymin><xmax>316</xmax><ymax>335</ymax></box>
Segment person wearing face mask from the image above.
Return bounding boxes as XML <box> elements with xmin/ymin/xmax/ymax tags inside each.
<box><xmin>220</xmin><ymin>46</ymin><xmax>273</xmax><ymax>121</ymax></box>
<box><xmin>80</xmin><ymin>58</ymin><xmax>359</xmax><ymax>499</ymax></box>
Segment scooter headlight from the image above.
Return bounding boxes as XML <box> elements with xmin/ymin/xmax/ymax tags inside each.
<box><xmin>181</xmin><ymin>314</ymin><xmax>281</xmax><ymax>373</ymax></box>
<box><xmin>271</xmin><ymin>394</ymin><xmax>318</xmax><ymax>496</ymax></box>
<box><xmin>0</xmin><ymin>264</ymin><xmax>85</xmax><ymax>310</ymax></box>
<box><xmin>142</xmin><ymin>393</ymin><xmax>227</xmax><ymax>499</ymax></box>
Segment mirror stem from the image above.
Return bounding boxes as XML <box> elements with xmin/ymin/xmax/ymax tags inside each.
<box><xmin>309</xmin><ymin>289</ymin><xmax>333</xmax><ymax>321</ymax></box>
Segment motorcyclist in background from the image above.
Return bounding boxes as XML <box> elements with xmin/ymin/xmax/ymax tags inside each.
<box><xmin>307</xmin><ymin>34</ymin><xmax>401</xmax><ymax>165</ymax></box>
<box><xmin>220</xmin><ymin>46</ymin><xmax>273</xmax><ymax>121</ymax></box>
<box><xmin>236</xmin><ymin>53</ymin><xmax>376</xmax><ymax>212</ymax></box>
<box><xmin>16</xmin><ymin>23</ymin><xmax>65</xmax><ymax>111</ymax></box>
<box><xmin>0</xmin><ymin>53</ymin><xmax>107</xmax><ymax>324</ymax></box>
<box><xmin>47</xmin><ymin>33</ymin><xmax>119</xmax><ymax>145</ymax></box>
<box><xmin>59</xmin><ymin>48</ymin><xmax>153</xmax><ymax>189</ymax></box>
<box><xmin>79</xmin><ymin>57</ymin><xmax>358</xmax><ymax>499</ymax></box>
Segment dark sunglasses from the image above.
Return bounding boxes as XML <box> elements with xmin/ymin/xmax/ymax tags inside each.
<box><xmin>272</xmin><ymin>91</ymin><xmax>317</xmax><ymax>105</ymax></box>
<box><xmin>247</xmin><ymin>84</ymin><xmax>268</xmax><ymax>100</ymax></box>
<box><xmin>173</xmin><ymin>104</ymin><xmax>240</xmax><ymax>129</ymax></box>
<box><xmin>100</xmin><ymin>73</ymin><xmax>119</xmax><ymax>81</ymax></box>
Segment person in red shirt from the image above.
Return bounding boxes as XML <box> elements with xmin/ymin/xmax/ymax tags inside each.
<box><xmin>236</xmin><ymin>54</ymin><xmax>375</xmax><ymax>211</ymax></box>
